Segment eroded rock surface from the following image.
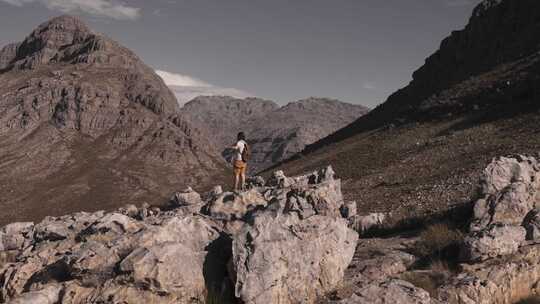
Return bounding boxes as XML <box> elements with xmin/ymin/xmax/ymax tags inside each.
<box><xmin>0</xmin><ymin>166</ymin><xmax>358</xmax><ymax>304</ymax></box>
<box><xmin>462</xmin><ymin>155</ymin><xmax>540</xmax><ymax>261</ymax></box>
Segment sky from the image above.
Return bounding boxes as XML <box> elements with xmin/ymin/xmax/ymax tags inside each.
<box><xmin>0</xmin><ymin>0</ymin><xmax>482</xmax><ymax>106</ymax></box>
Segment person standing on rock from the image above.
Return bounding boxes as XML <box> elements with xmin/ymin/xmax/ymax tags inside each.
<box><xmin>231</xmin><ymin>132</ymin><xmax>250</xmax><ymax>191</ymax></box>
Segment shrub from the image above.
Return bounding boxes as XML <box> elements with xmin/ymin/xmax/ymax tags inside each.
<box><xmin>415</xmin><ymin>222</ymin><xmax>464</xmax><ymax>260</ymax></box>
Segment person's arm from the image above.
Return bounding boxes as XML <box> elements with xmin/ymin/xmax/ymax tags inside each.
<box><xmin>231</xmin><ymin>142</ymin><xmax>240</xmax><ymax>150</ymax></box>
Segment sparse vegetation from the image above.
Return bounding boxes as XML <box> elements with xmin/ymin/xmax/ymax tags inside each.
<box><xmin>401</xmin><ymin>223</ymin><xmax>464</xmax><ymax>297</ymax></box>
<box><xmin>415</xmin><ymin>222</ymin><xmax>464</xmax><ymax>261</ymax></box>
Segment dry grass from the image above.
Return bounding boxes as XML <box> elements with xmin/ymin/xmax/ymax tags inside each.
<box><xmin>401</xmin><ymin>259</ymin><xmax>453</xmax><ymax>298</ymax></box>
<box><xmin>415</xmin><ymin>223</ymin><xmax>464</xmax><ymax>259</ymax></box>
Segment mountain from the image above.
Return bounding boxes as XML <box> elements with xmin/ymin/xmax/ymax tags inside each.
<box><xmin>0</xmin><ymin>16</ymin><xmax>226</xmax><ymax>225</ymax></box>
<box><xmin>180</xmin><ymin>96</ymin><xmax>369</xmax><ymax>172</ymax></box>
<box><xmin>267</xmin><ymin>0</ymin><xmax>540</xmax><ymax>225</ymax></box>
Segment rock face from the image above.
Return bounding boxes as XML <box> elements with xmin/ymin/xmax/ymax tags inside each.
<box><xmin>0</xmin><ymin>15</ymin><xmax>226</xmax><ymax>225</ymax></box>
<box><xmin>181</xmin><ymin>96</ymin><xmax>369</xmax><ymax>172</ymax></box>
<box><xmin>0</xmin><ymin>166</ymin><xmax>358</xmax><ymax>304</ymax></box>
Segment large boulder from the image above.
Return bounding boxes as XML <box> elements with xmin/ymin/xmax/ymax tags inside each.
<box><xmin>203</xmin><ymin>189</ymin><xmax>268</xmax><ymax>221</ymax></box>
<box><xmin>232</xmin><ymin>212</ymin><xmax>358</xmax><ymax>304</ymax></box>
<box><xmin>461</xmin><ymin>224</ymin><xmax>526</xmax><ymax>261</ymax></box>
<box><xmin>462</xmin><ymin>155</ymin><xmax>540</xmax><ymax>262</ymax></box>
<box><xmin>470</xmin><ymin>155</ymin><xmax>540</xmax><ymax>231</ymax></box>
<box><xmin>119</xmin><ymin>242</ymin><xmax>207</xmax><ymax>299</ymax></box>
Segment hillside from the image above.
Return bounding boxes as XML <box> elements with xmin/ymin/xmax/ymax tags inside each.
<box><xmin>0</xmin><ymin>16</ymin><xmax>227</xmax><ymax>225</ymax></box>
<box><xmin>268</xmin><ymin>0</ymin><xmax>540</xmax><ymax>224</ymax></box>
<box><xmin>181</xmin><ymin>96</ymin><xmax>369</xmax><ymax>172</ymax></box>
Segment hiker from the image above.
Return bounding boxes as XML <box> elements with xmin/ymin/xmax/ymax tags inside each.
<box><xmin>231</xmin><ymin>132</ymin><xmax>250</xmax><ymax>191</ymax></box>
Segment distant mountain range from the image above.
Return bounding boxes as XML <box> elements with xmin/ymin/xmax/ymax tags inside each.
<box><xmin>180</xmin><ymin>96</ymin><xmax>369</xmax><ymax>172</ymax></box>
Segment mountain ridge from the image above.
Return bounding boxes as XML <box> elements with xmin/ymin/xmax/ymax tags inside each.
<box><xmin>0</xmin><ymin>15</ymin><xmax>227</xmax><ymax>225</ymax></box>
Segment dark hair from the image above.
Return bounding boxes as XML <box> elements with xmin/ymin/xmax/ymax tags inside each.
<box><xmin>237</xmin><ymin>132</ymin><xmax>246</xmax><ymax>141</ymax></box>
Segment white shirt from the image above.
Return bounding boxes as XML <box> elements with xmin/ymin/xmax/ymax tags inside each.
<box><xmin>234</xmin><ymin>140</ymin><xmax>247</xmax><ymax>161</ymax></box>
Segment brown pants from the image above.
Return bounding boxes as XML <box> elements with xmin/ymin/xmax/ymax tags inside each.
<box><xmin>233</xmin><ymin>160</ymin><xmax>247</xmax><ymax>176</ymax></box>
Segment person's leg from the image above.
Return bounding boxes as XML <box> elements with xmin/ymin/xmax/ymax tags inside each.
<box><xmin>234</xmin><ymin>173</ymin><xmax>240</xmax><ymax>191</ymax></box>
<box><xmin>233</xmin><ymin>162</ymin><xmax>240</xmax><ymax>191</ymax></box>
<box><xmin>240</xmin><ymin>172</ymin><xmax>246</xmax><ymax>190</ymax></box>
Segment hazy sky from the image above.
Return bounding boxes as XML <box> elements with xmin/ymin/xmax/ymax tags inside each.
<box><xmin>0</xmin><ymin>0</ymin><xmax>482</xmax><ymax>106</ymax></box>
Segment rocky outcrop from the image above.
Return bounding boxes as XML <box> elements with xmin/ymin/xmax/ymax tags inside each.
<box><xmin>233</xmin><ymin>214</ymin><xmax>357</xmax><ymax>304</ymax></box>
<box><xmin>462</xmin><ymin>155</ymin><xmax>540</xmax><ymax>261</ymax></box>
<box><xmin>0</xmin><ymin>166</ymin><xmax>358</xmax><ymax>303</ymax></box>
<box><xmin>0</xmin><ymin>15</ymin><xmax>226</xmax><ymax>225</ymax></box>
<box><xmin>439</xmin><ymin>244</ymin><xmax>540</xmax><ymax>304</ymax></box>
<box><xmin>181</xmin><ymin>96</ymin><xmax>369</xmax><ymax>172</ymax></box>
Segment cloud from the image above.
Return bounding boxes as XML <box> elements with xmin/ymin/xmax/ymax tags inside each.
<box><xmin>362</xmin><ymin>82</ymin><xmax>376</xmax><ymax>90</ymax></box>
<box><xmin>443</xmin><ymin>0</ymin><xmax>475</xmax><ymax>7</ymax></box>
<box><xmin>156</xmin><ymin>70</ymin><xmax>212</xmax><ymax>87</ymax></box>
<box><xmin>156</xmin><ymin>69</ymin><xmax>254</xmax><ymax>105</ymax></box>
<box><xmin>0</xmin><ymin>0</ymin><xmax>141</xmax><ymax>20</ymax></box>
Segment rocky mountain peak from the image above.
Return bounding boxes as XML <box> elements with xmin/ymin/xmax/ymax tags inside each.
<box><xmin>0</xmin><ymin>14</ymin><xmax>146</xmax><ymax>74</ymax></box>
<box><xmin>472</xmin><ymin>0</ymin><xmax>504</xmax><ymax>18</ymax></box>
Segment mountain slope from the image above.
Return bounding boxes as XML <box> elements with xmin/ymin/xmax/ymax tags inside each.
<box><xmin>180</xmin><ymin>96</ymin><xmax>369</xmax><ymax>172</ymax></box>
<box><xmin>0</xmin><ymin>16</ymin><xmax>226</xmax><ymax>225</ymax></box>
<box><xmin>268</xmin><ymin>0</ymin><xmax>540</xmax><ymax>224</ymax></box>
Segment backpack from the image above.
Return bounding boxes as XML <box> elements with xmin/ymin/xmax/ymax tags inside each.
<box><xmin>241</xmin><ymin>142</ymin><xmax>251</xmax><ymax>163</ymax></box>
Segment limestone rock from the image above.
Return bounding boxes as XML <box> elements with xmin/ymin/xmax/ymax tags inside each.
<box><xmin>461</xmin><ymin>224</ymin><xmax>526</xmax><ymax>261</ymax></box>
<box><xmin>119</xmin><ymin>242</ymin><xmax>207</xmax><ymax>299</ymax></box>
<box><xmin>170</xmin><ymin>187</ymin><xmax>202</xmax><ymax>207</ymax></box>
<box><xmin>203</xmin><ymin>189</ymin><xmax>268</xmax><ymax>221</ymax></box>
<box><xmin>470</xmin><ymin>155</ymin><xmax>540</xmax><ymax>231</ymax></box>
<box><xmin>0</xmin><ymin>222</ymin><xmax>33</xmax><ymax>251</ymax></box>
<box><xmin>349</xmin><ymin>213</ymin><xmax>386</xmax><ymax>234</ymax></box>
<box><xmin>232</xmin><ymin>213</ymin><xmax>358</xmax><ymax>304</ymax></box>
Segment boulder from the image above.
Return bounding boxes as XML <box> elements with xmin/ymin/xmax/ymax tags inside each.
<box><xmin>461</xmin><ymin>224</ymin><xmax>526</xmax><ymax>261</ymax></box>
<box><xmin>135</xmin><ymin>216</ymin><xmax>219</xmax><ymax>250</ymax></box>
<box><xmin>118</xmin><ymin>204</ymin><xmax>139</xmax><ymax>218</ymax></box>
<box><xmin>34</xmin><ymin>221</ymin><xmax>72</xmax><ymax>242</ymax></box>
<box><xmin>470</xmin><ymin>155</ymin><xmax>540</xmax><ymax>231</ymax></box>
<box><xmin>170</xmin><ymin>187</ymin><xmax>202</xmax><ymax>207</ymax></box>
<box><xmin>232</xmin><ymin>213</ymin><xmax>358</xmax><ymax>304</ymax></box>
<box><xmin>349</xmin><ymin>213</ymin><xmax>386</xmax><ymax>234</ymax></box>
<box><xmin>64</xmin><ymin>241</ymin><xmax>120</xmax><ymax>286</ymax></box>
<box><xmin>204</xmin><ymin>189</ymin><xmax>268</xmax><ymax>221</ymax></box>
<box><xmin>119</xmin><ymin>242</ymin><xmax>207</xmax><ymax>299</ymax></box>
<box><xmin>84</xmin><ymin>213</ymin><xmax>142</xmax><ymax>236</ymax></box>
<box><xmin>9</xmin><ymin>284</ymin><xmax>62</xmax><ymax>304</ymax></box>
<box><xmin>524</xmin><ymin>208</ymin><xmax>540</xmax><ymax>240</ymax></box>
<box><xmin>0</xmin><ymin>222</ymin><xmax>33</xmax><ymax>251</ymax></box>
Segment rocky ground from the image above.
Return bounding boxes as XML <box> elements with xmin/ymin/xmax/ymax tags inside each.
<box><xmin>2</xmin><ymin>155</ymin><xmax>540</xmax><ymax>303</ymax></box>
